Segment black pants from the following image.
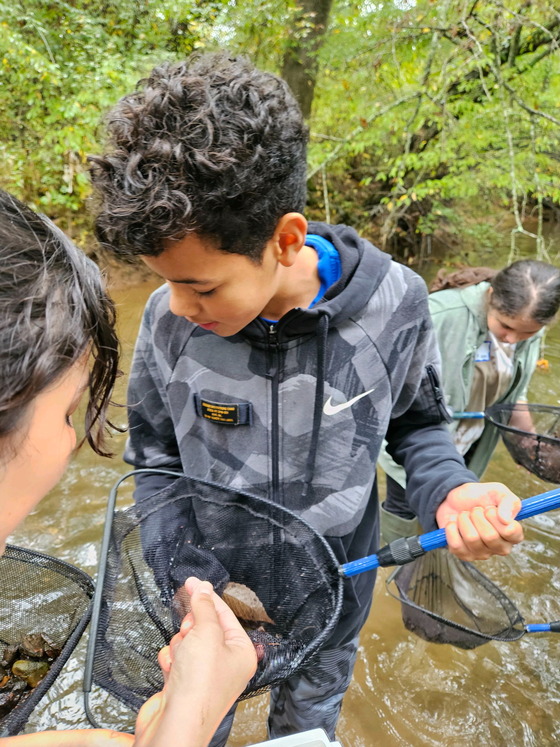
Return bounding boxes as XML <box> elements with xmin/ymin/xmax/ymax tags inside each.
<box><xmin>384</xmin><ymin>474</ymin><xmax>416</xmax><ymax>519</ymax></box>
<box><xmin>384</xmin><ymin>438</ymin><xmax>478</xmax><ymax>521</ymax></box>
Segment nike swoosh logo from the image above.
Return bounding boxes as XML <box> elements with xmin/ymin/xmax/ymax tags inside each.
<box><xmin>323</xmin><ymin>387</ymin><xmax>376</xmax><ymax>416</ymax></box>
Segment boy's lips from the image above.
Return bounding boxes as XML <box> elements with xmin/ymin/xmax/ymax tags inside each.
<box><xmin>197</xmin><ymin>321</ymin><xmax>218</xmax><ymax>330</ymax></box>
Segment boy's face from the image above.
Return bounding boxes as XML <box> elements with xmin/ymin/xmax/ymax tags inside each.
<box><xmin>141</xmin><ymin>234</ymin><xmax>286</xmax><ymax>337</ymax></box>
<box><xmin>0</xmin><ymin>358</ymin><xmax>88</xmax><ymax>555</ymax></box>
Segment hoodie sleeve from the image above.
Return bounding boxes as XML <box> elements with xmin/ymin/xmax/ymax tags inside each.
<box><xmin>383</xmin><ymin>272</ymin><xmax>478</xmax><ymax>531</ymax></box>
<box><xmin>124</xmin><ymin>290</ymin><xmax>183</xmax><ymax>501</ymax></box>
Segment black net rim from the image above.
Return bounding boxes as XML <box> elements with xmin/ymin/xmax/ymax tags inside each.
<box><xmin>485</xmin><ymin>403</ymin><xmax>560</xmax><ymax>446</ymax></box>
<box><xmin>0</xmin><ymin>544</ymin><xmax>94</xmax><ymax>737</ymax></box>
<box><xmin>114</xmin><ymin>490</ymin><xmax>346</xmax><ymax>696</ymax></box>
<box><xmin>86</xmin><ymin>471</ymin><xmax>345</xmax><ymax>726</ymax></box>
<box><xmin>127</xmin><ymin>496</ymin><xmax>346</xmax><ymax>692</ymax></box>
<box><xmin>386</xmin><ymin>559</ymin><xmax>526</xmax><ymax>646</ymax></box>
<box><xmin>2</xmin><ymin>545</ymin><xmax>95</xmax><ymax>596</ymax></box>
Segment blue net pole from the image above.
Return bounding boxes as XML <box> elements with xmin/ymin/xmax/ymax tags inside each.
<box><xmin>340</xmin><ymin>488</ymin><xmax>560</xmax><ymax>577</ymax></box>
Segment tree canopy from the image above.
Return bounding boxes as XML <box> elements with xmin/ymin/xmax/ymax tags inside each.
<box><xmin>1</xmin><ymin>0</ymin><xmax>559</xmax><ymax>259</ymax></box>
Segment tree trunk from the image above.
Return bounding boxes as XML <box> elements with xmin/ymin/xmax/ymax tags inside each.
<box><xmin>281</xmin><ymin>0</ymin><xmax>333</xmax><ymax>119</ymax></box>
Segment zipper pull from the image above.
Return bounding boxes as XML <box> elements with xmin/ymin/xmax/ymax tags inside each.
<box><xmin>267</xmin><ymin>324</ymin><xmax>278</xmax><ymax>378</ymax></box>
<box><xmin>426</xmin><ymin>364</ymin><xmax>452</xmax><ymax>422</ymax></box>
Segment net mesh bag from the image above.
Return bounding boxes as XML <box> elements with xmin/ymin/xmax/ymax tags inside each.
<box><xmin>387</xmin><ymin>549</ymin><xmax>525</xmax><ymax>649</ymax></box>
<box><xmin>384</xmin><ymin>402</ymin><xmax>560</xmax><ymax>648</ymax></box>
<box><xmin>0</xmin><ymin>545</ymin><xmax>94</xmax><ymax>736</ymax></box>
<box><xmin>486</xmin><ymin>403</ymin><xmax>560</xmax><ymax>483</ymax></box>
<box><xmin>87</xmin><ymin>475</ymin><xmax>344</xmax><ymax>722</ymax></box>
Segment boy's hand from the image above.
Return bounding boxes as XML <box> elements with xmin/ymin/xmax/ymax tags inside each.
<box><xmin>435</xmin><ymin>482</ymin><xmax>523</xmax><ymax>561</ymax></box>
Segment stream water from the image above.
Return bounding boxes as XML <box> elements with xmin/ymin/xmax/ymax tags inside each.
<box><xmin>9</xmin><ymin>227</ymin><xmax>560</xmax><ymax>746</ymax></box>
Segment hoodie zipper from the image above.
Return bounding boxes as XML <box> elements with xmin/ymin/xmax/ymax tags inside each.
<box><xmin>267</xmin><ymin>324</ymin><xmax>280</xmax><ymax>503</ymax></box>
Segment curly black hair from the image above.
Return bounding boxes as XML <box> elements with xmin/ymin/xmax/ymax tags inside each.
<box><xmin>0</xmin><ymin>189</ymin><xmax>120</xmax><ymax>459</ymax></box>
<box><xmin>90</xmin><ymin>52</ymin><xmax>309</xmax><ymax>261</ymax></box>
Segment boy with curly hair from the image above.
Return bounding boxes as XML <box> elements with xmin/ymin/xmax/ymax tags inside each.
<box><xmin>91</xmin><ymin>52</ymin><xmax>523</xmax><ymax>744</ymax></box>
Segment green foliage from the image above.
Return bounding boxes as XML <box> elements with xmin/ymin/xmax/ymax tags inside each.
<box><xmin>1</xmin><ymin>0</ymin><xmax>559</xmax><ymax>259</ymax></box>
<box><xmin>0</xmin><ymin>0</ymin><xmax>223</xmax><ymax>241</ymax></box>
<box><xmin>302</xmin><ymin>0</ymin><xmax>560</xmax><ymax>256</ymax></box>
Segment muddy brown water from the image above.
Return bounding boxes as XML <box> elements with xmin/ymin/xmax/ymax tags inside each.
<box><xmin>9</xmin><ymin>244</ymin><xmax>560</xmax><ymax>746</ymax></box>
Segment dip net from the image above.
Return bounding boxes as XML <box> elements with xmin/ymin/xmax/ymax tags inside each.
<box><xmin>84</xmin><ymin>472</ymin><xmax>344</xmax><ymax>730</ymax></box>
<box><xmin>486</xmin><ymin>403</ymin><xmax>560</xmax><ymax>483</ymax></box>
<box><xmin>386</xmin><ymin>403</ymin><xmax>560</xmax><ymax>649</ymax></box>
<box><xmin>0</xmin><ymin>545</ymin><xmax>94</xmax><ymax>736</ymax></box>
<box><xmin>386</xmin><ymin>549</ymin><xmax>525</xmax><ymax>650</ymax></box>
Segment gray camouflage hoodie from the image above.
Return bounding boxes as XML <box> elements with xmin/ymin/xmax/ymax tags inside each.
<box><xmin>125</xmin><ymin>221</ymin><xmax>477</xmax><ymax>645</ymax></box>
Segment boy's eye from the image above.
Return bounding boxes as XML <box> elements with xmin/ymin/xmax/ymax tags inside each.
<box><xmin>194</xmin><ymin>288</ymin><xmax>216</xmax><ymax>297</ymax></box>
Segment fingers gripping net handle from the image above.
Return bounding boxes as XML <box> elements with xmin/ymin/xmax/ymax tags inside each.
<box><xmin>341</xmin><ymin>488</ymin><xmax>560</xmax><ymax>577</ymax></box>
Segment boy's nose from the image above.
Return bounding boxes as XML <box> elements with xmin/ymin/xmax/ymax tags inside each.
<box><xmin>168</xmin><ymin>288</ymin><xmax>201</xmax><ymax>319</ymax></box>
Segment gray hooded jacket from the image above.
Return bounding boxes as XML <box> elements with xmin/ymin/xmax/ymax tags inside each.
<box><xmin>125</xmin><ymin>221</ymin><xmax>477</xmax><ymax>645</ymax></box>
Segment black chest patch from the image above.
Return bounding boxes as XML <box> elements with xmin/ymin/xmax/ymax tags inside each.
<box><xmin>194</xmin><ymin>394</ymin><xmax>253</xmax><ymax>426</ymax></box>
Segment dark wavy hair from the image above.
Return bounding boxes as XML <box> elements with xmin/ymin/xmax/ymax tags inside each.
<box><xmin>490</xmin><ymin>259</ymin><xmax>560</xmax><ymax>325</ymax></box>
<box><xmin>0</xmin><ymin>190</ymin><xmax>120</xmax><ymax>459</ymax></box>
<box><xmin>89</xmin><ymin>52</ymin><xmax>309</xmax><ymax>261</ymax></box>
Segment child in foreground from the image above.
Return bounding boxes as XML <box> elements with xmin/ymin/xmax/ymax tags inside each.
<box><xmin>0</xmin><ymin>190</ymin><xmax>256</xmax><ymax>746</ymax></box>
<box><xmin>90</xmin><ymin>52</ymin><xmax>524</xmax><ymax>745</ymax></box>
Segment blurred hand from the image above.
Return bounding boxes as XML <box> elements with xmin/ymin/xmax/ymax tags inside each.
<box><xmin>133</xmin><ymin>577</ymin><xmax>257</xmax><ymax>747</ymax></box>
<box><xmin>0</xmin><ymin>728</ymin><xmax>135</xmax><ymax>745</ymax></box>
<box><xmin>89</xmin><ymin>733</ymin><xmax>135</xmax><ymax>746</ymax></box>
<box><xmin>435</xmin><ymin>482</ymin><xmax>523</xmax><ymax>561</ymax></box>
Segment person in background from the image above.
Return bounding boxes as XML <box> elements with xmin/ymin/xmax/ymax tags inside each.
<box><xmin>0</xmin><ymin>189</ymin><xmax>257</xmax><ymax>747</ymax></box>
<box><xmin>90</xmin><ymin>51</ymin><xmax>525</xmax><ymax>745</ymax></box>
<box><xmin>379</xmin><ymin>260</ymin><xmax>560</xmax><ymax>542</ymax></box>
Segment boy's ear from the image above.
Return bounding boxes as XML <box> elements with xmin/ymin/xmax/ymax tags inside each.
<box><xmin>274</xmin><ymin>213</ymin><xmax>308</xmax><ymax>267</ymax></box>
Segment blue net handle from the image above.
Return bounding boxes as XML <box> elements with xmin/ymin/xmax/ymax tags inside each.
<box><xmin>341</xmin><ymin>487</ymin><xmax>560</xmax><ymax>577</ymax></box>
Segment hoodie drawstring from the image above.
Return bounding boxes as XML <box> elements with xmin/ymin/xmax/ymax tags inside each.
<box><xmin>302</xmin><ymin>311</ymin><xmax>330</xmax><ymax>498</ymax></box>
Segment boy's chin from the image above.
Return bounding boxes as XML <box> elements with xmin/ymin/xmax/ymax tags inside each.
<box><xmin>214</xmin><ymin>327</ymin><xmax>243</xmax><ymax>338</ymax></box>
<box><xmin>202</xmin><ymin>321</ymin><xmax>250</xmax><ymax>337</ymax></box>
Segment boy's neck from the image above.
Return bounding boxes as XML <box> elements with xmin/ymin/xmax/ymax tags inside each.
<box><xmin>260</xmin><ymin>245</ymin><xmax>320</xmax><ymax>321</ymax></box>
